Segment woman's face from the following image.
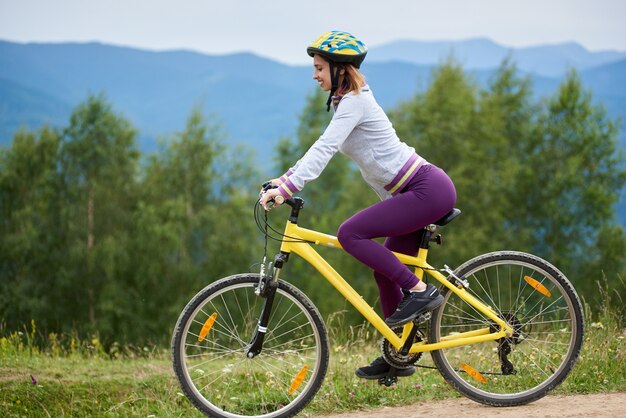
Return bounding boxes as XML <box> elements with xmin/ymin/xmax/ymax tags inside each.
<box><xmin>312</xmin><ymin>55</ymin><xmax>332</xmax><ymax>91</ymax></box>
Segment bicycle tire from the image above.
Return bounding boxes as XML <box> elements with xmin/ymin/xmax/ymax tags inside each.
<box><xmin>429</xmin><ymin>251</ymin><xmax>584</xmax><ymax>406</ymax></box>
<box><xmin>172</xmin><ymin>274</ymin><xmax>329</xmax><ymax>418</ymax></box>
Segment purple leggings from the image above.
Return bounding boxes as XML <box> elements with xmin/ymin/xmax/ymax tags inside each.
<box><xmin>337</xmin><ymin>165</ymin><xmax>456</xmax><ymax>318</ymax></box>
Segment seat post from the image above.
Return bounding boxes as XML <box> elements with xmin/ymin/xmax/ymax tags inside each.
<box><xmin>418</xmin><ymin>224</ymin><xmax>437</xmax><ymax>250</ymax></box>
<box><xmin>415</xmin><ymin>225</ymin><xmax>436</xmax><ymax>280</ymax></box>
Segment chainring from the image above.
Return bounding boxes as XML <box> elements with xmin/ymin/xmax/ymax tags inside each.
<box><xmin>381</xmin><ymin>326</ymin><xmax>424</xmax><ymax>369</ymax></box>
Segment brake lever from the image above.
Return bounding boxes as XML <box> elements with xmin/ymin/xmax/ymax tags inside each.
<box><xmin>259</xmin><ymin>182</ymin><xmax>284</xmax><ymax>210</ymax></box>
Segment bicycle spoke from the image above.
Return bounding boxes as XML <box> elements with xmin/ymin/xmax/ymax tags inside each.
<box><xmin>265</xmin><ymin>321</ymin><xmax>313</xmax><ymax>346</ymax></box>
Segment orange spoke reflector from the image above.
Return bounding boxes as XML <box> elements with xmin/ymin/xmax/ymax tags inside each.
<box><xmin>524</xmin><ymin>276</ymin><xmax>551</xmax><ymax>297</ymax></box>
<box><xmin>198</xmin><ymin>313</ymin><xmax>218</xmax><ymax>342</ymax></box>
<box><xmin>461</xmin><ymin>363</ymin><xmax>488</xmax><ymax>384</ymax></box>
<box><xmin>288</xmin><ymin>365</ymin><xmax>309</xmax><ymax>395</ymax></box>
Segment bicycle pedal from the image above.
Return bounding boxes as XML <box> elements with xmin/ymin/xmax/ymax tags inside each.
<box><xmin>413</xmin><ymin>312</ymin><xmax>432</xmax><ymax>324</ymax></box>
<box><xmin>377</xmin><ymin>376</ymin><xmax>398</xmax><ymax>387</ymax></box>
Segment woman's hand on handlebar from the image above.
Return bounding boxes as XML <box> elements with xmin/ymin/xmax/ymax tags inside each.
<box><xmin>259</xmin><ymin>187</ymin><xmax>285</xmax><ymax>211</ymax></box>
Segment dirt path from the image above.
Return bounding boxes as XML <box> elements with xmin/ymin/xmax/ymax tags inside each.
<box><xmin>321</xmin><ymin>392</ymin><xmax>626</xmax><ymax>418</ymax></box>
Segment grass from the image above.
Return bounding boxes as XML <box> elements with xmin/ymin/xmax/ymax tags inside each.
<box><xmin>1</xmin><ymin>307</ymin><xmax>625</xmax><ymax>417</ymax></box>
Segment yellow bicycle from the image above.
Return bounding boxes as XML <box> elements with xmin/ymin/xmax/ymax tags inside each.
<box><xmin>172</xmin><ymin>196</ymin><xmax>584</xmax><ymax>418</ymax></box>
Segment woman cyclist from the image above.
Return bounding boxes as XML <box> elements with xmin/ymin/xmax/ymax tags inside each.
<box><xmin>260</xmin><ymin>30</ymin><xmax>457</xmax><ymax>380</ymax></box>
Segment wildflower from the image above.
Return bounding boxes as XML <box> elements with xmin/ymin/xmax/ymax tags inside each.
<box><xmin>30</xmin><ymin>375</ymin><xmax>38</xmax><ymax>385</ymax></box>
<box><xmin>591</xmin><ymin>322</ymin><xmax>604</xmax><ymax>329</ymax></box>
<box><xmin>413</xmin><ymin>384</ymin><xmax>422</xmax><ymax>389</ymax></box>
<box><xmin>349</xmin><ymin>390</ymin><xmax>355</xmax><ymax>397</ymax></box>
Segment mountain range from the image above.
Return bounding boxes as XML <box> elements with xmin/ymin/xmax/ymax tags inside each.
<box><xmin>367</xmin><ymin>38</ymin><xmax>626</xmax><ymax>76</ymax></box>
<box><xmin>1</xmin><ymin>38</ymin><xmax>625</xmax><ymax>223</ymax></box>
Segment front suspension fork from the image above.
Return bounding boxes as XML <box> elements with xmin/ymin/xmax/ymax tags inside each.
<box><xmin>245</xmin><ymin>253</ymin><xmax>288</xmax><ymax>358</ymax></box>
<box><xmin>245</xmin><ymin>280</ymin><xmax>277</xmax><ymax>357</ymax></box>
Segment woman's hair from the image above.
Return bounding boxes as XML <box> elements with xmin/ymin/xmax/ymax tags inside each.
<box><xmin>336</xmin><ymin>64</ymin><xmax>366</xmax><ymax>96</ymax></box>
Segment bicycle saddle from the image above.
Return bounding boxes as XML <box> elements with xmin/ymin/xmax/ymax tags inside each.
<box><xmin>434</xmin><ymin>208</ymin><xmax>461</xmax><ymax>226</ymax></box>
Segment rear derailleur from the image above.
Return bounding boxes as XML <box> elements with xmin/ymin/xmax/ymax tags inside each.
<box><xmin>490</xmin><ymin>312</ymin><xmax>525</xmax><ymax>375</ymax></box>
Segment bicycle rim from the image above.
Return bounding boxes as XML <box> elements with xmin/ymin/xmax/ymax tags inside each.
<box><xmin>430</xmin><ymin>251</ymin><xmax>584</xmax><ymax>406</ymax></box>
<box><xmin>172</xmin><ymin>275</ymin><xmax>329</xmax><ymax>418</ymax></box>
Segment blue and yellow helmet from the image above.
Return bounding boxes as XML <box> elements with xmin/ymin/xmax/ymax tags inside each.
<box><xmin>307</xmin><ymin>31</ymin><xmax>367</xmax><ymax>68</ymax></box>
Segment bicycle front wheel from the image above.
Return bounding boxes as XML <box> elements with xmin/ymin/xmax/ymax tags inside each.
<box><xmin>172</xmin><ymin>274</ymin><xmax>329</xmax><ymax>418</ymax></box>
<box><xmin>430</xmin><ymin>251</ymin><xmax>584</xmax><ymax>406</ymax></box>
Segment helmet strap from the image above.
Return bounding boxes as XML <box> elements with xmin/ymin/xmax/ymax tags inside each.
<box><xmin>326</xmin><ymin>62</ymin><xmax>341</xmax><ymax>112</ymax></box>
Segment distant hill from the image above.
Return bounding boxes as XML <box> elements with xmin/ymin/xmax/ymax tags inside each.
<box><xmin>0</xmin><ymin>40</ymin><xmax>313</xmax><ymax>154</ymax></box>
<box><xmin>368</xmin><ymin>38</ymin><xmax>626</xmax><ymax>77</ymax></box>
<box><xmin>0</xmin><ymin>77</ymin><xmax>71</xmax><ymax>131</ymax></box>
<box><xmin>2</xmin><ymin>39</ymin><xmax>624</xmax><ymax>148</ymax></box>
<box><xmin>0</xmin><ymin>39</ymin><xmax>624</xmax><ymax>223</ymax></box>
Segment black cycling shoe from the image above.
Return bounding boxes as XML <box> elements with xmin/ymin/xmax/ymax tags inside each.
<box><xmin>355</xmin><ymin>356</ymin><xmax>415</xmax><ymax>380</ymax></box>
<box><xmin>385</xmin><ymin>283</ymin><xmax>444</xmax><ymax>327</ymax></box>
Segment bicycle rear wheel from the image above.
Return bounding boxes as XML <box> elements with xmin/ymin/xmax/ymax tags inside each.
<box><xmin>429</xmin><ymin>251</ymin><xmax>584</xmax><ymax>406</ymax></box>
<box><xmin>172</xmin><ymin>274</ymin><xmax>329</xmax><ymax>418</ymax></box>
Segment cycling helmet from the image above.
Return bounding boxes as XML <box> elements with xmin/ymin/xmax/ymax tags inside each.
<box><xmin>307</xmin><ymin>31</ymin><xmax>368</xmax><ymax>111</ymax></box>
<box><xmin>307</xmin><ymin>31</ymin><xmax>368</xmax><ymax>68</ymax></box>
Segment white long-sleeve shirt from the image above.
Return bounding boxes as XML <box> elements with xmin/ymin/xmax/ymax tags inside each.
<box><xmin>278</xmin><ymin>85</ymin><xmax>428</xmax><ymax>200</ymax></box>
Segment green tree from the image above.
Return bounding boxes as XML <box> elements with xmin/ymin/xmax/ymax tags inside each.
<box><xmin>473</xmin><ymin>59</ymin><xmax>539</xmax><ymax>251</ymax></box>
<box><xmin>512</xmin><ymin>70</ymin><xmax>626</xmax><ymax>301</ymax></box>
<box><xmin>580</xmin><ymin>224</ymin><xmax>626</xmax><ymax>310</ymax></box>
<box><xmin>0</xmin><ymin>127</ymin><xmax>63</xmax><ymax>330</ymax></box>
<box><xmin>131</xmin><ymin>108</ymin><xmax>260</xmax><ymax>343</ymax></box>
<box><xmin>60</xmin><ymin>93</ymin><xmax>139</xmax><ymax>334</ymax></box>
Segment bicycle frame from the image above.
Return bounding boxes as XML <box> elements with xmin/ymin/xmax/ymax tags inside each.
<box><xmin>278</xmin><ymin>220</ymin><xmax>514</xmax><ymax>353</ymax></box>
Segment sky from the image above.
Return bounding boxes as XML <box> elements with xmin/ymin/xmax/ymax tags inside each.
<box><xmin>1</xmin><ymin>0</ymin><xmax>625</xmax><ymax>65</ymax></box>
